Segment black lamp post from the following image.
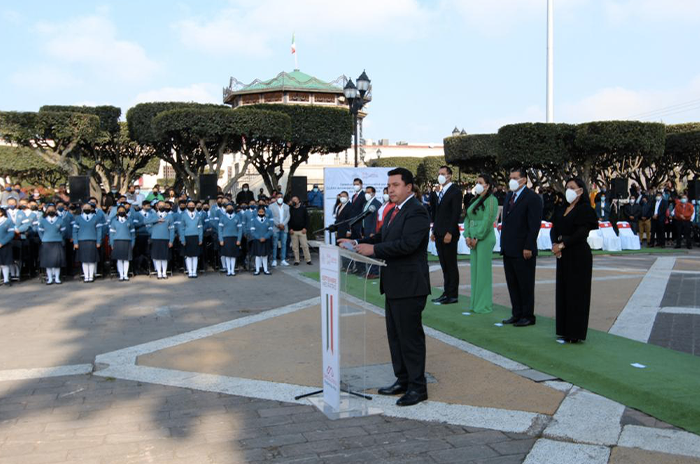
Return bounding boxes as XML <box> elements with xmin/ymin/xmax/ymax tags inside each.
<box><xmin>344</xmin><ymin>70</ymin><xmax>371</xmax><ymax>167</ymax></box>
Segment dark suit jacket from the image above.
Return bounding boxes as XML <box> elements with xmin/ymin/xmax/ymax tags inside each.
<box><xmin>236</xmin><ymin>190</ymin><xmax>254</xmax><ymax>205</ymax></box>
<box><xmin>334</xmin><ymin>203</ymin><xmax>352</xmax><ymax>238</ymax></box>
<box><xmin>360</xmin><ymin>197</ymin><xmax>431</xmax><ymax>299</ymax></box>
<box><xmin>652</xmin><ymin>199</ymin><xmax>668</xmax><ymax>222</ymax></box>
<box><xmin>362</xmin><ymin>198</ymin><xmax>383</xmax><ymax>237</ymax></box>
<box><xmin>431</xmin><ymin>184</ymin><xmax>462</xmax><ymax>238</ymax></box>
<box><xmin>500</xmin><ymin>187</ymin><xmax>543</xmax><ymax>258</ymax></box>
<box><xmin>348</xmin><ymin>190</ymin><xmax>367</xmax><ymax>238</ymax></box>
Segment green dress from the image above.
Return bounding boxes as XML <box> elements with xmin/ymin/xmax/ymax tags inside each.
<box><xmin>463</xmin><ymin>195</ymin><xmax>498</xmax><ymax>313</ymax></box>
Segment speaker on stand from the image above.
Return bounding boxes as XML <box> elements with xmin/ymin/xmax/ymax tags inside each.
<box><xmin>68</xmin><ymin>176</ymin><xmax>90</xmax><ymax>204</ymax></box>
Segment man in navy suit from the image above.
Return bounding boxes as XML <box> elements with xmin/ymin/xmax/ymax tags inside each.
<box><xmin>361</xmin><ymin>186</ymin><xmax>383</xmax><ymax>238</ymax></box>
<box><xmin>500</xmin><ymin>167</ymin><xmax>543</xmax><ymax>327</ymax></box>
<box><xmin>348</xmin><ymin>178</ymin><xmax>367</xmax><ymax>239</ymax></box>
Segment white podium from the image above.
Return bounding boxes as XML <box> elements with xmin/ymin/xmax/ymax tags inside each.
<box><xmin>304</xmin><ymin>241</ymin><xmax>386</xmax><ymax>420</ymax></box>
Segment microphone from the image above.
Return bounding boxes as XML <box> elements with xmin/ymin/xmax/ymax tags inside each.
<box><xmin>349</xmin><ymin>205</ymin><xmax>377</xmax><ymax>227</ymax></box>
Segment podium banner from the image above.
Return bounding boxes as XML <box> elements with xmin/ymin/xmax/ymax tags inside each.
<box><xmin>319</xmin><ymin>244</ymin><xmax>341</xmax><ymax>410</ymax></box>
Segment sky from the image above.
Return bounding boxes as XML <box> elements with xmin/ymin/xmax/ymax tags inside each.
<box><xmin>1</xmin><ymin>0</ymin><xmax>700</xmax><ymax>144</ymax></box>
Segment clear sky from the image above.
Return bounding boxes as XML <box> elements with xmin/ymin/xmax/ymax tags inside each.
<box><xmin>1</xmin><ymin>0</ymin><xmax>699</xmax><ymax>144</ymax></box>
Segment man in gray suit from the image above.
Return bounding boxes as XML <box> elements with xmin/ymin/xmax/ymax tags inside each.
<box><xmin>270</xmin><ymin>192</ymin><xmax>290</xmax><ymax>267</ymax></box>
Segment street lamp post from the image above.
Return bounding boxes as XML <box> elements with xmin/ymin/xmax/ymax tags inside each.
<box><xmin>344</xmin><ymin>71</ymin><xmax>371</xmax><ymax>168</ymax></box>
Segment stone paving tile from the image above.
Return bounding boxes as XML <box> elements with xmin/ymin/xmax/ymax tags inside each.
<box><xmin>0</xmin><ymin>375</ymin><xmax>536</xmax><ymax>463</ymax></box>
<box><xmin>649</xmin><ymin>313</ymin><xmax>700</xmax><ymax>356</ymax></box>
<box><xmin>620</xmin><ymin>407</ymin><xmax>680</xmax><ymax>430</ymax></box>
<box><xmin>661</xmin><ymin>274</ymin><xmax>700</xmax><ymax>308</ymax></box>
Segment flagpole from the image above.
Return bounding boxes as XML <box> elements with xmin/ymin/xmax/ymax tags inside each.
<box><xmin>546</xmin><ymin>0</ymin><xmax>554</xmax><ymax>122</ymax></box>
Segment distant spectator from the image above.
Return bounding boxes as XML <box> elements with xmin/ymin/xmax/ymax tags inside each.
<box><xmin>621</xmin><ymin>196</ymin><xmax>642</xmax><ymax>234</ymax></box>
<box><xmin>145</xmin><ymin>184</ymin><xmax>164</xmax><ymax>203</ymax></box>
<box><xmin>236</xmin><ymin>184</ymin><xmax>255</xmax><ymax>205</ymax></box>
<box><xmin>307</xmin><ymin>184</ymin><xmax>323</xmax><ymax>208</ymax></box>
<box><xmin>639</xmin><ymin>196</ymin><xmax>653</xmax><ymax>246</ymax></box>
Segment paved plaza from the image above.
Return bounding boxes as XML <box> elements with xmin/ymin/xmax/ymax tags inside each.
<box><xmin>1</xmin><ymin>251</ymin><xmax>700</xmax><ymax>463</ymax></box>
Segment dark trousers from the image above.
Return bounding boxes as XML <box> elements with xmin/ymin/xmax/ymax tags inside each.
<box><xmin>133</xmin><ymin>235</ymin><xmax>150</xmax><ymax>272</ymax></box>
<box><xmin>651</xmin><ymin>220</ymin><xmax>665</xmax><ymax>246</ymax></box>
<box><xmin>435</xmin><ymin>236</ymin><xmax>459</xmax><ymax>299</ymax></box>
<box><xmin>676</xmin><ymin>220</ymin><xmax>692</xmax><ymax>248</ymax></box>
<box><xmin>503</xmin><ymin>255</ymin><xmax>537</xmax><ymax>322</ymax></box>
<box><xmin>385</xmin><ymin>295</ymin><xmax>428</xmax><ymax>393</ymax></box>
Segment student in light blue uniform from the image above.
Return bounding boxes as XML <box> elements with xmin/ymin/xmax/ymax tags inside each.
<box><xmin>38</xmin><ymin>203</ymin><xmax>67</xmax><ymax>285</ymax></box>
<box><xmin>109</xmin><ymin>204</ymin><xmax>136</xmax><ymax>281</ymax></box>
<box><xmin>133</xmin><ymin>200</ymin><xmax>156</xmax><ymax>274</ymax></box>
<box><xmin>72</xmin><ymin>203</ymin><xmax>103</xmax><ymax>282</ymax></box>
<box><xmin>218</xmin><ymin>202</ymin><xmax>244</xmax><ymax>276</ymax></box>
<box><xmin>179</xmin><ymin>199</ymin><xmax>203</xmax><ymax>278</ymax></box>
<box><xmin>4</xmin><ymin>198</ymin><xmax>24</xmax><ymax>279</ymax></box>
<box><xmin>146</xmin><ymin>200</ymin><xmax>175</xmax><ymax>279</ymax></box>
<box><xmin>0</xmin><ymin>208</ymin><xmax>16</xmax><ymax>286</ymax></box>
<box><xmin>248</xmin><ymin>206</ymin><xmax>275</xmax><ymax>275</ymax></box>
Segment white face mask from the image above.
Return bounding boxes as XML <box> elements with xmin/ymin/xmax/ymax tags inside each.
<box><xmin>565</xmin><ymin>188</ymin><xmax>579</xmax><ymax>204</ymax></box>
<box><xmin>339</xmin><ymin>197</ymin><xmax>348</xmax><ymax>204</ymax></box>
<box><xmin>243</xmin><ymin>187</ymin><xmax>248</xmax><ymax>192</ymax></box>
<box><xmin>383</xmin><ymin>193</ymin><xmax>390</xmax><ymax>202</ymax></box>
<box><xmin>365</xmin><ymin>193</ymin><xmax>373</xmax><ymax>202</ymax></box>
<box><xmin>276</xmin><ymin>198</ymin><xmax>283</xmax><ymax>205</ymax></box>
<box><xmin>437</xmin><ymin>174</ymin><xmax>447</xmax><ymax>185</ymax></box>
<box><xmin>135</xmin><ymin>189</ymin><xmax>140</xmax><ymax>194</ymax></box>
<box><xmin>353</xmin><ymin>184</ymin><xmax>361</xmax><ymax>192</ymax></box>
<box><xmin>509</xmin><ymin>179</ymin><xmax>521</xmax><ymax>192</ymax></box>
<box><xmin>474</xmin><ymin>183</ymin><xmax>485</xmax><ymax>195</ymax></box>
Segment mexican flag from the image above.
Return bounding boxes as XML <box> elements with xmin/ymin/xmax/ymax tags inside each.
<box><xmin>291</xmin><ymin>33</ymin><xmax>296</xmax><ymax>55</ymax></box>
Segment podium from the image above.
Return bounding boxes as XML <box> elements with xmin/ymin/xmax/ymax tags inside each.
<box><xmin>304</xmin><ymin>240</ymin><xmax>386</xmax><ymax>420</ymax></box>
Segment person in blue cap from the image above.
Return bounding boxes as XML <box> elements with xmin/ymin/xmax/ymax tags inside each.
<box><xmin>73</xmin><ymin>202</ymin><xmax>103</xmax><ymax>283</ymax></box>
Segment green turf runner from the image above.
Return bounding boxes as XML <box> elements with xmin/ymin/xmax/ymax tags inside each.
<box><xmin>427</xmin><ymin>247</ymin><xmax>685</xmax><ymax>262</ymax></box>
<box><xmin>303</xmin><ymin>270</ymin><xmax>700</xmax><ymax>435</ymax></box>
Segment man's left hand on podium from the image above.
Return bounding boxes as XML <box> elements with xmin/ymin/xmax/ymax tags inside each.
<box><xmin>354</xmin><ymin>243</ymin><xmax>374</xmax><ymax>256</ymax></box>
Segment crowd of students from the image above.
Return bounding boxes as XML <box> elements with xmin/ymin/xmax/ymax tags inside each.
<box><xmin>0</xmin><ymin>182</ymin><xmax>315</xmax><ymax>287</ymax></box>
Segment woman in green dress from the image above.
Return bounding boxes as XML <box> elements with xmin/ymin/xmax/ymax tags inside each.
<box><xmin>464</xmin><ymin>174</ymin><xmax>499</xmax><ymax>314</ymax></box>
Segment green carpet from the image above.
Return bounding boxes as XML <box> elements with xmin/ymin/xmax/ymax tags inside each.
<box><xmin>303</xmin><ymin>271</ymin><xmax>700</xmax><ymax>435</ymax></box>
<box><xmin>427</xmin><ymin>247</ymin><xmax>685</xmax><ymax>262</ymax></box>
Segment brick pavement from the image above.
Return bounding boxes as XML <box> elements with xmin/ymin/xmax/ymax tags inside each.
<box><xmin>0</xmin><ymin>375</ymin><xmax>535</xmax><ymax>464</ymax></box>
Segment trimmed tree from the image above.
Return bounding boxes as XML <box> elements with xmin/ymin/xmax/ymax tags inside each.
<box><xmin>0</xmin><ymin>109</ymin><xmax>100</xmax><ymax>176</ymax></box>
<box><xmin>444</xmin><ymin>133</ymin><xmax>505</xmax><ymax>182</ymax></box>
<box><xmin>498</xmin><ymin>123</ymin><xmax>576</xmax><ymax>189</ymax></box>
<box><xmin>665</xmin><ymin>123</ymin><xmax>700</xmax><ymax>183</ymax></box>
<box><xmin>575</xmin><ymin>121</ymin><xmax>666</xmax><ymax>190</ymax></box>
<box><xmin>0</xmin><ymin>145</ymin><xmax>68</xmax><ymax>187</ymax></box>
<box><xmin>242</xmin><ymin>104</ymin><xmax>352</xmax><ymax>195</ymax></box>
<box><xmin>368</xmin><ymin>156</ymin><xmax>423</xmax><ymax>175</ymax></box>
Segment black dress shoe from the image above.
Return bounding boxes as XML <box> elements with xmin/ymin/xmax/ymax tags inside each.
<box><xmin>377</xmin><ymin>381</ymin><xmax>408</xmax><ymax>396</ymax></box>
<box><xmin>431</xmin><ymin>295</ymin><xmax>447</xmax><ymax>303</ymax></box>
<box><xmin>514</xmin><ymin>318</ymin><xmax>536</xmax><ymax>327</ymax></box>
<box><xmin>502</xmin><ymin>316</ymin><xmax>519</xmax><ymax>324</ymax></box>
<box><xmin>396</xmin><ymin>390</ymin><xmax>428</xmax><ymax>406</ymax></box>
<box><xmin>438</xmin><ymin>297</ymin><xmax>458</xmax><ymax>305</ymax></box>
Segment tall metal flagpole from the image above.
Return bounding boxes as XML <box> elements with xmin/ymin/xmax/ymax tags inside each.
<box><xmin>546</xmin><ymin>0</ymin><xmax>554</xmax><ymax>122</ymax></box>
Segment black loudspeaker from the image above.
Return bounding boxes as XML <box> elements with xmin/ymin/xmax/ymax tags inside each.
<box><xmin>69</xmin><ymin>176</ymin><xmax>90</xmax><ymax>204</ymax></box>
<box><xmin>688</xmin><ymin>179</ymin><xmax>700</xmax><ymax>200</ymax></box>
<box><xmin>199</xmin><ymin>174</ymin><xmax>218</xmax><ymax>200</ymax></box>
<box><xmin>290</xmin><ymin>176</ymin><xmax>308</xmax><ymax>202</ymax></box>
<box><xmin>611</xmin><ymin>178</ymin><xmax>628</xmax><ymax>199</ymax></box>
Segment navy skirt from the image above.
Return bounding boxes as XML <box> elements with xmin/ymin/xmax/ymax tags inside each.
<box><xmin>40</xmin><ymin>242</ymin><xmax>66</xmax><ymax>268</ymax></box>
<box><xmin>111</xmin><ymin>240</ymin><xmax>133</xmax><ymax>261</ymax></box>
<box><xmin>150</xmin><ymin>239</ymin><xmax>170</xmax><ymax>261</ymax></box>
<box><xmin>76</xmin><ymin>240</ymin><xmax>98</xmax><ymax>263</ymax></box>
<box><xmin>221</xmin><ymin>237</ymin><xmax>240</xmax><ymax>258</ymax></box>
<box><xmin>249</xmin><ymin>239</ymin><xmax>271</xmax><ymax>257</ymax></box>
<box><xmin>183</xmin><ymin>235</ymin><xmax>201</xmax><ymax>257</ymax></box>
<box><xmin>0</xmin><ymin>243</ymin><xmax>13</xmax><ymax>265</ymax></box>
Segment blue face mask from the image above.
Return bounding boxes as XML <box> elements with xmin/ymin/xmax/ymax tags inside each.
<box><xmin>57</xmin><ymin>206</ymin><xmax>65</xmax><ymax>212</ymax></box>
<box><xmin>5</xmin><ymin>187</ymin><xmax>11</xmax><ymax>192</ymax></box>
<box><xmin>9</xmin><ymin>204</ymin><xmax>16</xmax><ymax>209</ymax></box>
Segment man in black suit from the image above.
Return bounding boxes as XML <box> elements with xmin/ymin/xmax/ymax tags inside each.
<box><xmin>650</xmin><ymin>192</ymin><xmax>668</xmax><ymax>247</ymax></box>
<box><xmin>431</xmin><ymin>166</ymin><xmax>462</xmax><ymax>305</ymax></box>
<box><xmin>500</xmin><ymin>167</ymin><xmax>543</xmax><ymax>327</ymax></box>
<box><xmin>348</xmin><ymin>178</ymin><xmax>367</xmax><ymax>239</ymax></box>
<box><xmin>361</xmin><ymin>186</ymin><xmax>383</xmax><ymax>238</ymax></box>
<box><xmin>341</xmin><ymin>168</ymin><xmax>431</xmax><ymax>406</ymax></box>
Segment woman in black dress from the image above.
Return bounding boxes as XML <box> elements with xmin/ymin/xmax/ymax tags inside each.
<box><xmin>550</xmin><ymin>178</ymin><xmax>599</xmax><ymax>343</ymax></box>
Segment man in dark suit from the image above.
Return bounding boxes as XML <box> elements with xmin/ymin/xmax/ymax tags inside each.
<box><xmin>500</xmin><ymin>167</ymin><xmax>543</xmax><ymax>327</ymax></box>
<box><xmin>348</xmin><ymin>178</ymin><xmax>367</xmax><ymax>239</ymax></box>
<box><xmin>431</xmin><ymin>166</ymin><xmax>462</xmax><ymax>305</ymax></box>
<box><xmin>361</xmin><ymin>186</ymin><xmax>383</xmax><ymax>238</ymax></box>
<box><xmin>650</xmin><ymin>192</ymin><xmax>668</xmax><ymax>247</ymax></box>
<box><xmin>341</xmin><ymin>168</ymin><xmax>431</xmax><ymax>406</ymax></box>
